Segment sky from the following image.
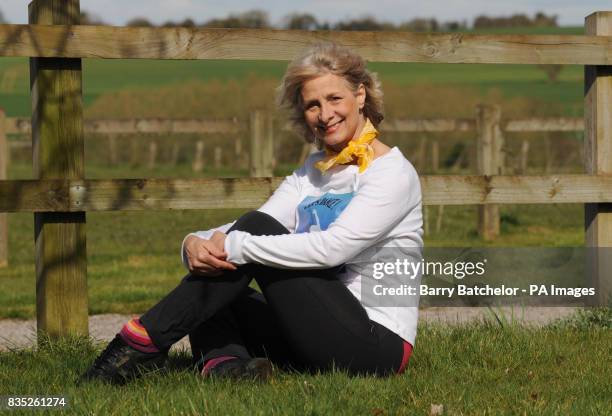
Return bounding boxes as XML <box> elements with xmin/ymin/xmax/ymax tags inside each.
<box><xmin>1</xmin><ymin>0</ymin><xmax>609</xmax><ymax>27</ymax></box>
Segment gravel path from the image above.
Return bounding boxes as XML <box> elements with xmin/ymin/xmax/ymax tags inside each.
<box><xmin>0</xmin><ymin>307</ymin><xmax>578</xmax><ymax>352</ymax></box>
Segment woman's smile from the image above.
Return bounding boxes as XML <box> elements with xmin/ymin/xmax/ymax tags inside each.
<box><xmin>323</xmin><ymin>119</ymin><xmax>343</xmax><ymax>134</ymax></box>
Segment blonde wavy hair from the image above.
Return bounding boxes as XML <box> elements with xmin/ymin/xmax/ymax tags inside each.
<box><xmin>277</xmin><ymin>43</ymin><xmax>384</xmax><ymax>147</ymax></box>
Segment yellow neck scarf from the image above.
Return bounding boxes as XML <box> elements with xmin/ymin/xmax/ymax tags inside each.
<box><xmin>315</xmin><ymin>118</ymin><xmax>378</xmax><ymax>174</ymax></box>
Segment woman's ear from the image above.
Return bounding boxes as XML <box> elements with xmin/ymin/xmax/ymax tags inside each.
<box><xmin>356</xmin><ymin>83</ymin><xmax>366</xmax><ymax>110</ymax></box>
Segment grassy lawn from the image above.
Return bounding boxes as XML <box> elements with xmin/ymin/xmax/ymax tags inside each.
<box><xmin>0</xmin><ymin>56</ymin><xmax>583</xmax><ymax>118</ymax></box>
<box><xmin>0</xmin><ymin>26</ymin><xmax>585</xmax><ymax>119</ymax></box>
<box><xmin>0</xmin><ymin>318</ymin><xmax>609</xmax><ymax>415</ymax></box>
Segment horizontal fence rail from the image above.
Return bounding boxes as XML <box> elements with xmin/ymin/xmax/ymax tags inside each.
<box><xmin>4</xmin><ymin>117</ymin><xmax>243</xmax><ymax>135</ymax></box>
<box><xmin>1</xmin><ymin>24</ymin><xmax>612</xmax><ymax>64</ymax></box>
<box><xmin>376</xmin><ymin>117</ymin><xmax>585</xmax><ymax>133</ymax></box>
<box><xmin>503</xmin><ymin>117</ymin><xmax>584</xmax><ymax>132</ymax></box>
<box><xmin>1</xmin><ymin>175</ymin><xmax>612</xmax><ymax>213</ymax></box>
<box><xmin>3</xmin><ymin>116</ymin><xmax>585</xmax><ymax>137</ymax></box>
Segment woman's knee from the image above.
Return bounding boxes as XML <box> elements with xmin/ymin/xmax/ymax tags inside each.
<box><xmin>229</xmin><ymin>211</ymin><xmax>289</xmax><ymax>236</ymax></box>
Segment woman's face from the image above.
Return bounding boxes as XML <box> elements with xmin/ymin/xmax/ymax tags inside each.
<box><xmin>301</xmin><ymin>73</ymin><xmax>366</xmax><ymax>151</ymax></box>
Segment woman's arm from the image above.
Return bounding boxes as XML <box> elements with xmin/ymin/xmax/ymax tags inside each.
<box><xmin>224</xmin><ymin>162</ymin><xmax>422</xmax><ymax>269</ymax></box>
<box><xmin>180</xmin><ymin>166</ymin><xmax>305</xmax><ymax>268</ymax></box>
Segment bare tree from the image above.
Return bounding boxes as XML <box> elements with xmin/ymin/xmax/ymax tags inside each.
<box><xmin>162</xmin><ymin>18</ymin><xmax>195</xmax><ymax>27</ymax></box>
<box><xmin>237</xmin><ymin>10</ymin><xmax>269</xmax><ymax>28</ymax></box>
<box><xmin>126</xmin><ymin>17</ymin><xmax>154</xmax><ymax>27</ymax></box>
<box><xmin>473</xmin><ymin>12</ymin><xmax>557</xmax><ymax>29</ymax></box>
<box><xmin>441</xmin><ymin>21</ymin><xmax>468</xmax><ymax>31</ymax></box>
<box><xmin>203</xmin><ymin>10</ymin><xmax>269</xmax><ymax>29</ymax></box>
<box><xmin>283</xmin><ymin>13</ymin><xmax>319</xmax><ymax>30</ymax></box>
<box><xmin>0</xmin><ymin>8</ymin><xmax>5</xmax><ymax>24</ymax></box>
<box><xmin>180</xmin><ymin>18</ymin><xmax>196</xmax><ymax>27</ymax></box>
<box><xmin>204</xmin><ymin>17</ymin><xmax>242</xmax><ymax>28</ymax></box>
<box><xmin>334</xmin><ymin>16</ymin><xmax>394</xmax><ymax>31</ymax></box>
<box><xmin>533</xmin><ymin>12</ymin><xmax>558</xmax><ymax>27</ymax></box>
<box><xmin>80</xmin><ymin>10</ymin><xmax>106</xmax><ymax>25</ymax></box>
<box><xmin>399</xmin><ymin>18</ymin><xmax>439</xmax><ymax>32</ymax></box>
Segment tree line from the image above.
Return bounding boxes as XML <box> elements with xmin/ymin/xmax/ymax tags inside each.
<box><xmin>0</xmin><ymin>7</ymin><xmax>565</xmax><ymax>83</ymax></box>
<box><xmin>0</xmin><ymin>7</ymin><xmax>560</xmax><ymax>31</ymax></box>
<box><xmin>75</xmin><ymin>10</ymin><xmax>558</xmax><ymax>32</ymax></box>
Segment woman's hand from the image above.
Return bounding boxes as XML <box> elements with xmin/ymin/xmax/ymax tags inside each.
<box><xmin>209</xmin><ymin>231</ymin><xmax>227</xmax><ymax>254</ymax></box>
<box><xmin>184</xmin><ymin>232</ymin><xmax>237</xmax><ymax>277</ymax></box>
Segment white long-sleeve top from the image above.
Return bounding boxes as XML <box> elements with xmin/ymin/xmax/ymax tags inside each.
<box><xmin>182</xmin><ymin>147</ymin><xmax>423</xmax><ymax>344</ymax></box>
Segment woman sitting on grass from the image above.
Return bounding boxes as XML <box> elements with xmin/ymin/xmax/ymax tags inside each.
<box><xmin>81</xmin><ymin>42</ymin><xmax>423</xmax><ymax>384</ymax></box>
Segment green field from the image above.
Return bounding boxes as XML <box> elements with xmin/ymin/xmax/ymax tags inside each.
<box><xmin>0</xmin><ymin>25</ymin><xmax>585</xmax><ymax>118</ymax></box>
<box><xmin>0</xmin><ymin>58</ymin><xmax>583</xmax><ymax>117</ymax></box>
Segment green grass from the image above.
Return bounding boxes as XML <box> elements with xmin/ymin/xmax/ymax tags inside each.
<box><xmin>0</xmin><ymin>318</ymin><xmax>609</xmax><ymax>415</ymax></box>
<box><xmin>0</xmin><ymin>25</ymin><xmax>587</xmax><ymax>117</ymax></box>
<box><xmin>0</xmin><ymin>209</ymin><xmax>249</xmax><ymax>318</ymax></box>
<box><xmin>0</xmin><ymin>58</ymin><xmax>583</xmax><ymax>118</ymax></box>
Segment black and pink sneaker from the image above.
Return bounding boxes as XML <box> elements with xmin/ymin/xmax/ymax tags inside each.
<box><xmin>79</xmin><ymin>335</ymin><xmax>167</xmax><ymax>385</ymax></box>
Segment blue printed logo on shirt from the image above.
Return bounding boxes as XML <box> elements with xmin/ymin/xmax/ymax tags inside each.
<box><xmin>296</xmin><ymin>192</ymin><xmax>354</xmax><ymax>233</ymax></box>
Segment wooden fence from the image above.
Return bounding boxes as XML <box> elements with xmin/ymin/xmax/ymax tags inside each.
<box><xmin>0</xmin><ymin>1</ymin><xmax>610</xmax><ymax>339</ymax></box>
<box><xmin>1</xmin><ymin>112</ymin><xmax>584</xmax><ymax>173</ymax></box>
<box><xmin>2</xmin><ymin>113</ymin><xmax>266</xmax><ymax>171</ymax></box>
<box><xmin>0</xmin><ymin>110</ymin><xmax>586</xmax><ymax>264</ymax></box>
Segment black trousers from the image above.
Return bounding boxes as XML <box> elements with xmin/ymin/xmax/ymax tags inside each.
<box><xmin>140</xmin><ymin>211</ymin><xmax>406</xmax><ymax>376</ymax></box>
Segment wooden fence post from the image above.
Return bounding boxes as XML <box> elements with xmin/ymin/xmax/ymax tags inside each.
<box><xmin>234</xmin><ymin>137</ymin><xmax>246</xmax><ymax>169</ymax></box>
<box><xmin>129</xmin><ymin>137</ymin><xmax>139</xmax><ymax>166</ymax></box>
<box><xmin>249</xmin><ymin>110</ymin><xmax>274</xmax><ymax>177</ymax></box>
<box><xmin>585</xmin><ymin>12</ymin><xmax>612</xmax><ymax>306</ymax></box>
<box><xmin>0</xmin><ymin>109</ymin><xmax>7</xmax><ymax>267</ymax></box>
<box><xmin>214</xmin><ymin>146</ymin><xmax>222</xmax><ymax>170</ymax></box>
<box><xmin>519</xmin><ymin>139</ymin><xmax>529</xmax><ymax>173</ymax></box>
<box><xmin>476</xmin><ymin>104</ymin><xmax>504</xmax><ymax>241</ymax></box>
<box><xmin>431</xmin><ymin>140</ymin><xmax>439</xmax><ymax>173</ymax></box>
<box><xmin>29</xmin><ymin>0</ymin><xmax>88</xmax><ymax>338</ymax></box>
<box><xmin>270</xmin><ymin>116</ymin><xmax>278</xmax><ymax>172</ymax></box>
<box><xmin>234</xmin><ymin>137</ymin><xmax>242</xmax><ymax>159</ymax></box>
<box><xmin>107</xmin><ymin>134</ymin><xmax>118</xmax><ymax>166</ymax></box>
<box><xmin>192</xmin><ymin>140</ymin><xmax>205</xmax><ymax>172</ymax></box>
<box><xmin>148</xmin><ymin>140</ymin><xmax>158</xmax><ymax>169</ymax></box>
<box><xmin>544</xmin><ymin>135</ymin><xmax>553</xmax><ymax>173</ymax></box>
<box><xmin>436</xmin><ymin>205</ymin><xmax>445</xmax><ymax>234</ymax></box>
<box><xmin>170</xmin><ymin>141</ymin><xmax>181</xmax><ymax>167</ymax></box>
<box><xmin>416</xmin><ymin>137</ymin><xmax>427</xmax><ymax>172</ymax></box>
